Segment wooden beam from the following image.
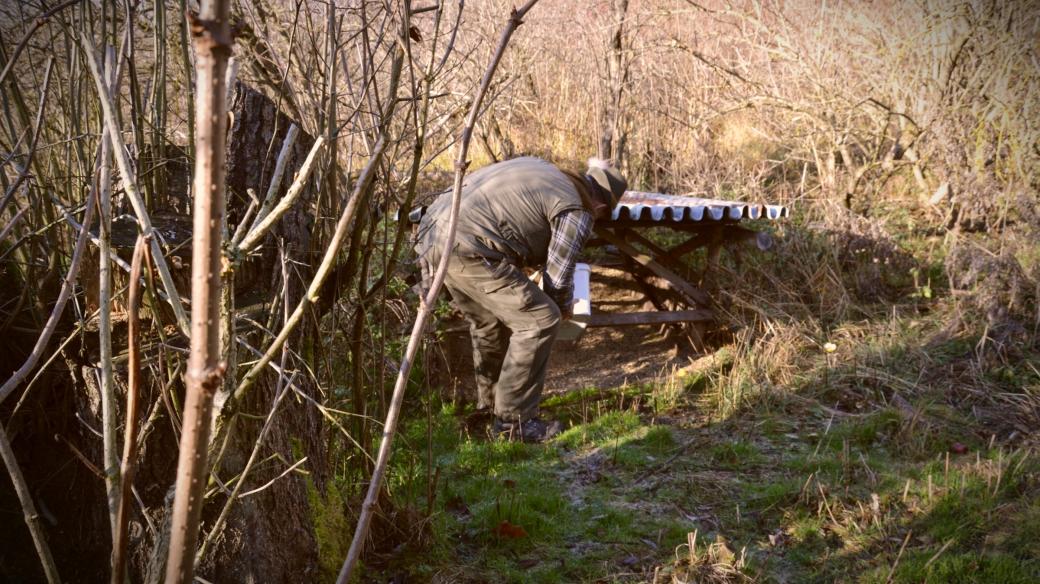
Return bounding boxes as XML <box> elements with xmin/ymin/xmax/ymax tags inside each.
<box><xmin>620</xmin><ymin>254</ymin><xmax>669</xmax><ymax>311</ymax></box>
<box><xmin>616</xmin><ymin>228</ymin><xmax>694</xmax><ymax>277</ymax></box>
<box><xmin>666</xmin><ymin>233</ymin><xmax>710</xmax><ymax>258</ymax></box>
<box><xmin>595</xmin><ymin>228</ymin><xmax>711</xmax><ymax>307</ymax></box>
<box><xmin>587</xmin><ymin>310</ymin><xmax>714</xmax><ymax>327</ymax></box>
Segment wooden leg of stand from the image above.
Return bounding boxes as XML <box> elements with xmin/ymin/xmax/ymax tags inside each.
<box><xmin>596</xmin><ymin>228</ymin><xmax>711</xmax><ymax>307</ymax></box>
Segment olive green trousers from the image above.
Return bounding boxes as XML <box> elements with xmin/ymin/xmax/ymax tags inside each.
<box><xmin>442</xmin><ymin>256</ymin><xmax>561</xmax><ymax>422</ymax></box>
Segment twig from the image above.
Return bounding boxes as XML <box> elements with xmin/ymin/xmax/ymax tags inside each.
<box><xmin>0</xmin><ymin>424</ymin><xmax>61</xmax><ymax>584</ymax></box>
<box><xmin>196</xmin><ymin>246</ymin><xmax>294</xmax><ymax>566</ymax></box>
<box><xmin>0</xmin><ymin>59</ymin><xmax>93</xmax><ymax>407</ymax></box>
<box><xmin>885</xmin><ymin>529</ymin><xmax>913</xmax><ymax>584</ymax></box>
<box><xmin>923</xmin><ymin>538</ymin><xmax>955</xmax><ymax>570</ymax></box>
<box><xmin>233</xmin><ymin>337</ymin><xmax>376</xmax><ymax>462</ymax></box>
<box><xmin>335</xmin><ymin>2</ymin><xmax>542</xmax><ymax>581</ymax></box>
<box><xmin>0</xmin><ymin>56</ymin><xmax>55</xmax><ymax>218</ymax></box>
<box><xmin>51</xmin><ymin>200</ymin><xmax>132</xmax><ymax>271</ymax></box>
<box><xmin>239</xmin><ymin>124</ymin><xmax>298</xmax><ymax>241</ymax></box>
<box><xmin>229</xmin><ymin>190</ymin><xmax>259</xmax><ymax>247</ymax></box>
<box><xmin>112</xmin><ymin>236</ymin><xmax>148</xmax><ymax>584</ymax></box>
<box><xmin>237</xmin><ymin>456</ymin><xmax>308</xmax><ymax>497</ymax></box>
<box><xmin>0</xmin><ymin>205</ymin><xmax>28</xmax><ymax>242</ymax></box>
<box><xmin>223</xmin><ymin>61</ymin><xmax>403</xmax><ymax>426</ymax></box>
<box><xmin>97</xmin><ymin>46</ymin><xmax>120</xmax><ymax>541</ymax></box>
<box><xmin>194</xmin><ymin>373</ymin><xmax>295</xmax><ymax>565</ymax></box>
<box><xmin>235</xmin><ymin>134</ymin><xmax>325</xmax><ymax>252</ymax></box>
<box><xmin>0</xmin><ymin>0</ymin><xmax>82</xmax><ymax>88</ymax></box>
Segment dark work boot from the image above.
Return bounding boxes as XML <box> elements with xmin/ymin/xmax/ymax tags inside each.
<box><xmin>493</xmin><ymin>417</ymin><xmax>563</xmax><ymax>443</ymax></box>
<box><xmin>463</xmin><ymin>405</ymin><xmax>495</xmax><ymax>432</ymax></box>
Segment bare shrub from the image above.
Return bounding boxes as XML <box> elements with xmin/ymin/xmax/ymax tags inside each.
<box><xmin>946</xmin><ymin>239</ymin><xmax>1038</xmax><ymax>355</ymax></box>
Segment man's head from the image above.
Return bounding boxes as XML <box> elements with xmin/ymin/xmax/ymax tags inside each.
<box><xmin>585</xmin><ymin>158</ymin><xmax>627</xmax><ymax>215</ymax></box>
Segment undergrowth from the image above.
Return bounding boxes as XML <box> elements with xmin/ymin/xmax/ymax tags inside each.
<box><xmin>336</xmin><ymin>297</ymin><xmax>1040</xmax><ymax>583</ymax></box>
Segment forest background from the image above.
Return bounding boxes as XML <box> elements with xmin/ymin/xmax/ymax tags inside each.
<box><xmin>0</xmin><ymin>0</ymin><xmax>1037</xmax><ymax>582</ymax></box>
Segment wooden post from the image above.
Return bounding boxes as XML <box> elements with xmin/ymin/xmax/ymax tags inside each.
<box><xmin>164</xmin><ymin>1</ymin><xmax>232</xmax><ymax>582</ymax></box>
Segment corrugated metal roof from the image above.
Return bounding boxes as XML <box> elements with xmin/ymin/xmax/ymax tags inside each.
<box><xmin>397</xmin><ymin>191</ymin><xmax>788</xmax><ymax>224</ymax></box>
<box><xmin>611</xmin><ymin>191</ymin><xmax>789</xmax><ymax>223</ymax></box>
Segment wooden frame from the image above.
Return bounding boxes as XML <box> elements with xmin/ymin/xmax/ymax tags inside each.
<box><xmin>584</xmin><ymin>221</ymin><xmax>762</xmax><ymax>330</ymax></box>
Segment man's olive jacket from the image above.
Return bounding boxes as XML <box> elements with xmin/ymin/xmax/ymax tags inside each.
<box><xmin>416</xmin><ymin>157</ymin><xmax>584</xmax><ymax>267</ymax></box>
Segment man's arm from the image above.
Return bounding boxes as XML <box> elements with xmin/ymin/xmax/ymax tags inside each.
<box><xmin>544</xmin><ymin>209</ymin><xmax>594</xmax><ymax>317</ymax></box>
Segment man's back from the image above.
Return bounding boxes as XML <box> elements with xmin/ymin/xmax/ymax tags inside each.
<box><xmin>420</xmin><ymin>157</ymin><xmax>583</xmax><ymax>266</ymax></box>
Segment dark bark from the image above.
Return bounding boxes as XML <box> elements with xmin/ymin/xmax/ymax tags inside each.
<box><xmin>197</xmin><ymin>81</ymin><xmax>325</xmax><ymax>582</ymax></box>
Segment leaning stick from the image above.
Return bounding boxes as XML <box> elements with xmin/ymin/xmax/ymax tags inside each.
<box><xmin>235</xmin><ymin>134</ymin><xmax>325</xmax><ymax>252</ymax></box>
<box><xmin>335</xmin><ymin>2</ymin><xmax>542</xmax><ymax>581</ymax></box>
<box><xmin>242</xmin><ymin>123</ymin><xmax>299</xmax><ymax>238</ymax></box>
<box><xmin>80</xmin><ymin>32</ymin><xmax>191</xmax><ymax>335</ymax></box>
<box><xmin>98</xmin><ymin>46</ymin><xmax>120</xmax><ymax>541</ymax></box>
<box><xmin>111</xmin><ymin>236</ymin><xmax>147</xmax><ymax>584</ymax></box>
<box><xmin>0</xmin><ymin>424</ymin><xmax>61</xmax><ymax>584</ymax></box>
<box><xmin>221</xmin><ymin>54</ymin><xmax>404</xmax><ymax>425</ymax></box>
<box><xmin>0</xmin><ymin>61</ymin><xmax>88</xmax><ymax>406</ymax></box>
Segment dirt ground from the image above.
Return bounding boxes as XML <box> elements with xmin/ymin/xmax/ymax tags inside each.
<box><xmin>438</xmin><ymin>266</ymin><xmax>702</xmax><ymax>403</ymax></box>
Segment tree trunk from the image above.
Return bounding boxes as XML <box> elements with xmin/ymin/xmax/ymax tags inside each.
<box><xmin>197</xmin><ymin>81</ymin><xmax>323</xmax><ymax>583</ymax></box>
<box><xmin>598</xmin><ymin>0</ymin><xmax>629</xmax><ymax>167</ymax></box>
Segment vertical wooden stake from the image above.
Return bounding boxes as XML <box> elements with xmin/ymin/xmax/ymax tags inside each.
<box><xmin>97</xmin><ymin>44</ymin><xmax>121</xmax><ymax>543</ymax></box>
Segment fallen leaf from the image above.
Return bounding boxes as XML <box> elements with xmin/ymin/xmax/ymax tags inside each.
<box><xmin>493</xmin><ymin>520</ymin><xmax>528</xmax><ymax>539</ymax></box>
<box><xmin>951</xmin><ymin>442</ymin><xmax>969</xmax><ymax>455</ymax></box>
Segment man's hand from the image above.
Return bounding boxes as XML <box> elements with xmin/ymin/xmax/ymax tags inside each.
<box><xmin>560</xmin><ymin>304</ymin><xmax>574</xmax><ymax>321</ymax></box>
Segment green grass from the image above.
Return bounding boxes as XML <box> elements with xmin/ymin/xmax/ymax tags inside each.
<box><xmin>862</xmin><ymin>551</ymin><xmax>1038</xmax><ymax>584</ymax></box>
<box><xmin>381</xmin><ymin>393</ymin><xmax>1036</xmax><ymax>582</ymax></box>
<box><xmin>365</xmin><ymin>405</ymin><xmax>706</xmax><ymax>582</ymax></box>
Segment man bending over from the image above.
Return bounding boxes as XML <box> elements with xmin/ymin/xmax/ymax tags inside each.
<box><xmin>415</xmin><ymin>157</ymin><xmax>627</xmax><ymax>442</ymax></box>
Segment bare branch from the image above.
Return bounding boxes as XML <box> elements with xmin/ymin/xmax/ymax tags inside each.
<box><xmin>335</xmin><ymin>2</ymin><xmax>543</xmax><ymax>580</ymax></box>
<box><xmin>112</xmin><ymin>236</ymin><xmax>148</xmax><ymax>584</ymax></box>
<box><xmin>0</xmin><ymin>424</ymin><xmax>60</xmax><ymax>583</ymax></box>
<box><xmin>164</xmin><ymin>0</ymin><xmax>234</xmax><ymax>580</ymax></box>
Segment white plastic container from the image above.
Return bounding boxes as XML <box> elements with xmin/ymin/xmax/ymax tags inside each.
<box><xmin>556</xmin><ymin>263</ymin><xmax>591</xmax><ymax>341</ymax></box>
